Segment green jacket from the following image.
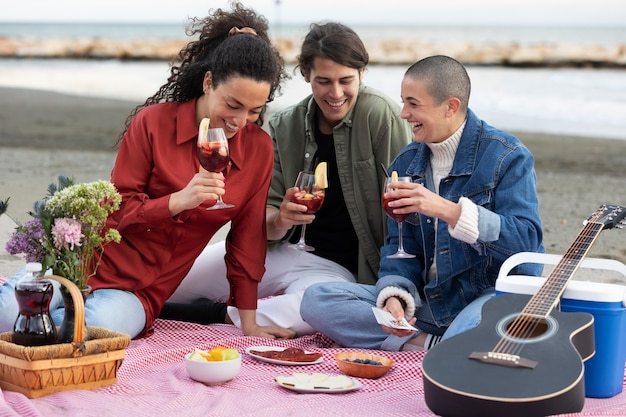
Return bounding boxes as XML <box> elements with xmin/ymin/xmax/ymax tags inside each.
<box><xmin>266</xmin><ymin>84</ymin><xmax>412</xmax><ymax>284</ymax></box>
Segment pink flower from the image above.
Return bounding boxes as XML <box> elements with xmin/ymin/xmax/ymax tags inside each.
<box><xmin>51</xmin><ymin>218</ymin><xmax>83</xmax><ymax>251</ymax></box>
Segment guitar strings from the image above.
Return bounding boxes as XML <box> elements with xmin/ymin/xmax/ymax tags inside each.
<box><xmin>492</xmin><ymin>219</ymin><xmax>603</xmax><ymax>356</ymax></box>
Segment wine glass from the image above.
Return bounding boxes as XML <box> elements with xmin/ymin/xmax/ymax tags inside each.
<box><xmin>288</xmin><ymin>171</ymin><xmax>325</xmax><ymax>251</ymax></box>
<box><xmin>383</xmin><ymin>176</ymin><xmax>416</xmax><ymax>259</ymax></box>
<box><xmin>197</xmin><ymin>127</ymin><xmax>234</xmax><ymax>210</ymax></box>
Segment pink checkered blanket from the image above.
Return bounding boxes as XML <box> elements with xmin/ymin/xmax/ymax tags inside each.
<box><xmin>2</xmin><ymin>320</ymin><xmax>625</xmax><ymax>416</ymax></box>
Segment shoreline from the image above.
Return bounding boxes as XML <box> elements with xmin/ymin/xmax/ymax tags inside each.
<box><xmin>1</xmin><ymin>37</ymin><xmax>625</xmax><ymax>68</ymax></box>
<box><xmin>1</xmin><ymin>87</ymin><xmax>625</xmax><ymax>282</ymax></box>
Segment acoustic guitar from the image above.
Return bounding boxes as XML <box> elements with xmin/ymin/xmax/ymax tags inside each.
<box><xmin>422</xmin><ymin>204</ymin><xmax>626</xmax><ymax>417</ymax></box>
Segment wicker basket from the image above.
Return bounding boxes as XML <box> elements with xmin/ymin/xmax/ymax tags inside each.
<box><xmin>0</xmin><ymin>275</ymin><xmax>131</xmax><ymax>398</ymax></box>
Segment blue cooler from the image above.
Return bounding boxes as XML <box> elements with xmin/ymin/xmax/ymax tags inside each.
<box><xmin>495</xmin><ymin>252</ymin><xmax>626</xmax><ymax>398</ymax></box>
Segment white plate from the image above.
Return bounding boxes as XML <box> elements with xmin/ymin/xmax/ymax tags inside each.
<box><xmin>275</xmin><ymin>377</ymin><xmax>362</xmax><ymax>394</ymax></box>
<box><xmin>245</xmin><ymin>346</ymin><xmax>324</xmax><ymax>366</ymax></box>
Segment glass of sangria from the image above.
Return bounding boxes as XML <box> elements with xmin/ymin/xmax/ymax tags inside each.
<box><xmin>383</xmin><ymin>176</ymin><xmax>416</xmax><ymax>259</ymax></box>
<box><xmin>289</xmin><ymin>171</ymin><xmax>325</xmax><ymax>251</ymax></box>
<box><xmin>197</xmin><ymin>126</ymin><xmax>234</xmax><ymax>210</ymax></box>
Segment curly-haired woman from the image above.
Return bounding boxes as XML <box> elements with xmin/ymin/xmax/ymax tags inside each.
<box><xmin>0</xmin><ymin>2</ymin><xmax>291</xmax><ymax>340</ymax></box>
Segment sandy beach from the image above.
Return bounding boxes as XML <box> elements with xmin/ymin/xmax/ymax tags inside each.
<box><xmin>1</xmin><ymin>86</ymin><xmax>625</xmax><ymax>284</ymax></box>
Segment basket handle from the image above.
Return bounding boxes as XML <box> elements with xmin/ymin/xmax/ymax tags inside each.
<box><xmin>46</xmin><ymin>275</ymin><xmax>85</xmax><ymax>344</ymax></box>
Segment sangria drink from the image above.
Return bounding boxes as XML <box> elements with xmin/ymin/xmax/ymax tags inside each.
<box><xmin>292</xmin><ymin>190</ymin><xmax>325</xmax><ymax>214</ymax></box>
<box><xmin>198</xmin><ymin>142</ymin><xmax>229</xmax><ymax>174</ymax></box>
<box><xmin>383</xmin><ymin>196</ymin><xmax>409</xmax><ymax>223</ymax></box>
<box><xmin>197</xmin><ymin>119</ymin><xmax>234</xmax><ymax>210</ymax></box>
<box><xmin>383</xmin><ymin>175</ymin><xmax>416</xmax><ymax>259</ymax></box>
<box><xmin>289</xmin><ymin>171</ymin><xmax>326</xmax><ymax>251</ymax></box>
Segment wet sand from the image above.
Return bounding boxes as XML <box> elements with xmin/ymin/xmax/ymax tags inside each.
<box><xmin>1</xmin><ymin>86</ymin><xmax>625</xmax><ymax>283</ymax></box>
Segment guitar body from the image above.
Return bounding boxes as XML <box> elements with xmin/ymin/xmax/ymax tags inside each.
<box><xmin>422</xmin><ymin>293</ymin><xmax>595</xmax><ymax>417</ymax></box>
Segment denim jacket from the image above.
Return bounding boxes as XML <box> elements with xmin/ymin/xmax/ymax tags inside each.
<box><xmin>377</xmin><ymin>109</ymin><xmax>544</xmax><ymax>334</ymax></box>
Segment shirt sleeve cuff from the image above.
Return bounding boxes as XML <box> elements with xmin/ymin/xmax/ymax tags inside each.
<box><xmin>376</xmin><ymin>286</ymin><xmax>416</xmax><ymax>321</ymax></box>
<box><xmin>449</xmin><ymin>196</ymin><xmax>479</xmax><ymax>244</ymax></box>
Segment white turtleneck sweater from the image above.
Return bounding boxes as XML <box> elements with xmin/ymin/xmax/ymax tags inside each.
<box><xmin>424</xmin><ymin>122</ymin><xmax>479</xmax><ymax>281</ymax></box>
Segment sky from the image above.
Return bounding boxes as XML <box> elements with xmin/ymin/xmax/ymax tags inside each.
<box><xmin>1</xmin><ymin>0</ymin><xmax>625</xmax><ymax>26</ymax></box>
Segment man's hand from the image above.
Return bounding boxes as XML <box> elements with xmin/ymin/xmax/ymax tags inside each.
<box><xmin>266</xmin><ymin>187</ymin><xmax>317</xmax><ymax>240</ymax></box>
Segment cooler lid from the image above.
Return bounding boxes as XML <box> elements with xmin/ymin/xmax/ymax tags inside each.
<box><xmin>496</xmin><ymin>274</ymin><xmax>626</xmax><ymax>304</ymax></box>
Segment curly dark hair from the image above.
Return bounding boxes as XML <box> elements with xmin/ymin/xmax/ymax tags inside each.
<box><xmin>117</xmin><ymin>1</ymin><xmax>288</xmax><ymax>145</ymax></box>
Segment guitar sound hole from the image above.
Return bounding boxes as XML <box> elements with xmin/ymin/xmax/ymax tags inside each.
<box><xmin>497</xmin><ymin>313</ymin><xmax>558</xmax><ymax>344</ymax></box>
<box><xmin>506</xmin><ymin>318</ymin><xmax>547</xmax><ymax>338</ymax></box>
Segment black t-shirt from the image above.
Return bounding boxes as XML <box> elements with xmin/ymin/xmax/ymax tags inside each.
<box><xmin>289</xmin><ymin>128</ymin><xmax>359</xmax><ymax>273</ymax></box>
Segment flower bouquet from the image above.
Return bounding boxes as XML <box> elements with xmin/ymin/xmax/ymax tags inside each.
<box><xmin>2</xmin><ymin>176</ymin><xmax>122</xmax><ymax>290</ymax></box>
<box><xmin>0</xmin><ymin>176</ymin><xmax>130</xmax><ymax>398</ymax></box>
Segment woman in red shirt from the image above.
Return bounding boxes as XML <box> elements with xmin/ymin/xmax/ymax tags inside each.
<box><xmin>78</xmin><ymin>3</ymin><xmax>291</xmax><ymax>339</ymax></box>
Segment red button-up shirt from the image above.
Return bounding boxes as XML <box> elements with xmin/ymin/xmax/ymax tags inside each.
<box><xmin>91</xmin><ymin>99</ymin><xmax>272</xmax><ymax>336</ymax></box>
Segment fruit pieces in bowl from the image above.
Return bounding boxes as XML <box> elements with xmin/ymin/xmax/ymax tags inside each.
<box><xmin>188</xmin><ymin>346</ymin><xmax>239</xmax><ymax>362</ymax></box>
<box><xmin>334</xmin><ymin>351</ymin><xmax>394</xmax><ymax>379</ymax></box>
<box><xmin>185</xmin><ymin>346</ymin><xmax>241</xmax><ymax>385</ymax></box>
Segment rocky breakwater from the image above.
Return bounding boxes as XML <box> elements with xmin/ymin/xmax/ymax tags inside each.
<box><xmin>1</xmin><ymin>36</ymin><xmax>625</xmax><ymax>67</ymax></box>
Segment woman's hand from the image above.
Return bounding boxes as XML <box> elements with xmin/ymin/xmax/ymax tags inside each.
<box><xmin>168</xmin><ymin>171</ymin><xmax>225</xmax><ymax>216</ymax></box>
<box><xmin>238</xmin><ymin>309</ymin><xmax>296</xmax><ymax>339</ymax></box>
<box><xmin>243</xmin><ymin>324</ymin><xmax>297</xmax><ymax>340</ymax></box>
<box><xmin>384</xmin><ymin>181</ymin><xmax>461</xmax><ymax>227</ymax></box>
<box><xmin>381</xmin><ymin>296</ymin><xmax>417</xmax><ymax>337</ymax></box>
<box><xmin>266</xmin><ymin>187</ymin><xmax>316</xmax><ymax>240</ymax></box>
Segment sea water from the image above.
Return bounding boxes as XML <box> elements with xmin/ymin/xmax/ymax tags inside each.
<box><xmin>0</xmin><ymin>22</ymin><xmax>625</xmax><ymax>141</ymax></box>
<box><xmin>2</xmin><ymin>22</ymin><xmax>625</xmax><ymax>45</ymax></box>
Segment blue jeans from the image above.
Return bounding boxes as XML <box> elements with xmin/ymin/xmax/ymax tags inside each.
<box><xmin>0</xmin><ymin>265</ymin><xmax>146</xmax><ymax>338</ymax></box>
<box><xmin>300</xmin><ymin>281</ymin><xmax>495</xmax><ymax>351</ymax></box>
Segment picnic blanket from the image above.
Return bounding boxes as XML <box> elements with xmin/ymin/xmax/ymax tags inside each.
<box><xmin>1</xmin><ymin>319</ymin><xmax>625</xmax><ymax>417</ymax></box>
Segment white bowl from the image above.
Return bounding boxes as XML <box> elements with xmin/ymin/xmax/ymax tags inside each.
<box><xmin>184</xmin><ymin>351</ymin><xmax>241</xmax><ymax>385</ymax></box>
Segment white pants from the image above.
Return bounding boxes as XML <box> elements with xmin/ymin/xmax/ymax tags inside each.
<box><xmin>168</xmin><ymin>241</ymin><xmax>357</xmax><ymax>335</ymax></box>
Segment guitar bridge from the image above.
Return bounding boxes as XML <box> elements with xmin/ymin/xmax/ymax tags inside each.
<box><xmin>469</xmin><ymin>351</ymin><xmax>538</xmax><ymax>369</ymax></box>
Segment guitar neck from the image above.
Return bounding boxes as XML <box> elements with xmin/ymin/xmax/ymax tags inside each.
<box><xmin>524</xmin><ymin>220</ymin><xmax>606</xmax><ymax>318</ymax></box>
